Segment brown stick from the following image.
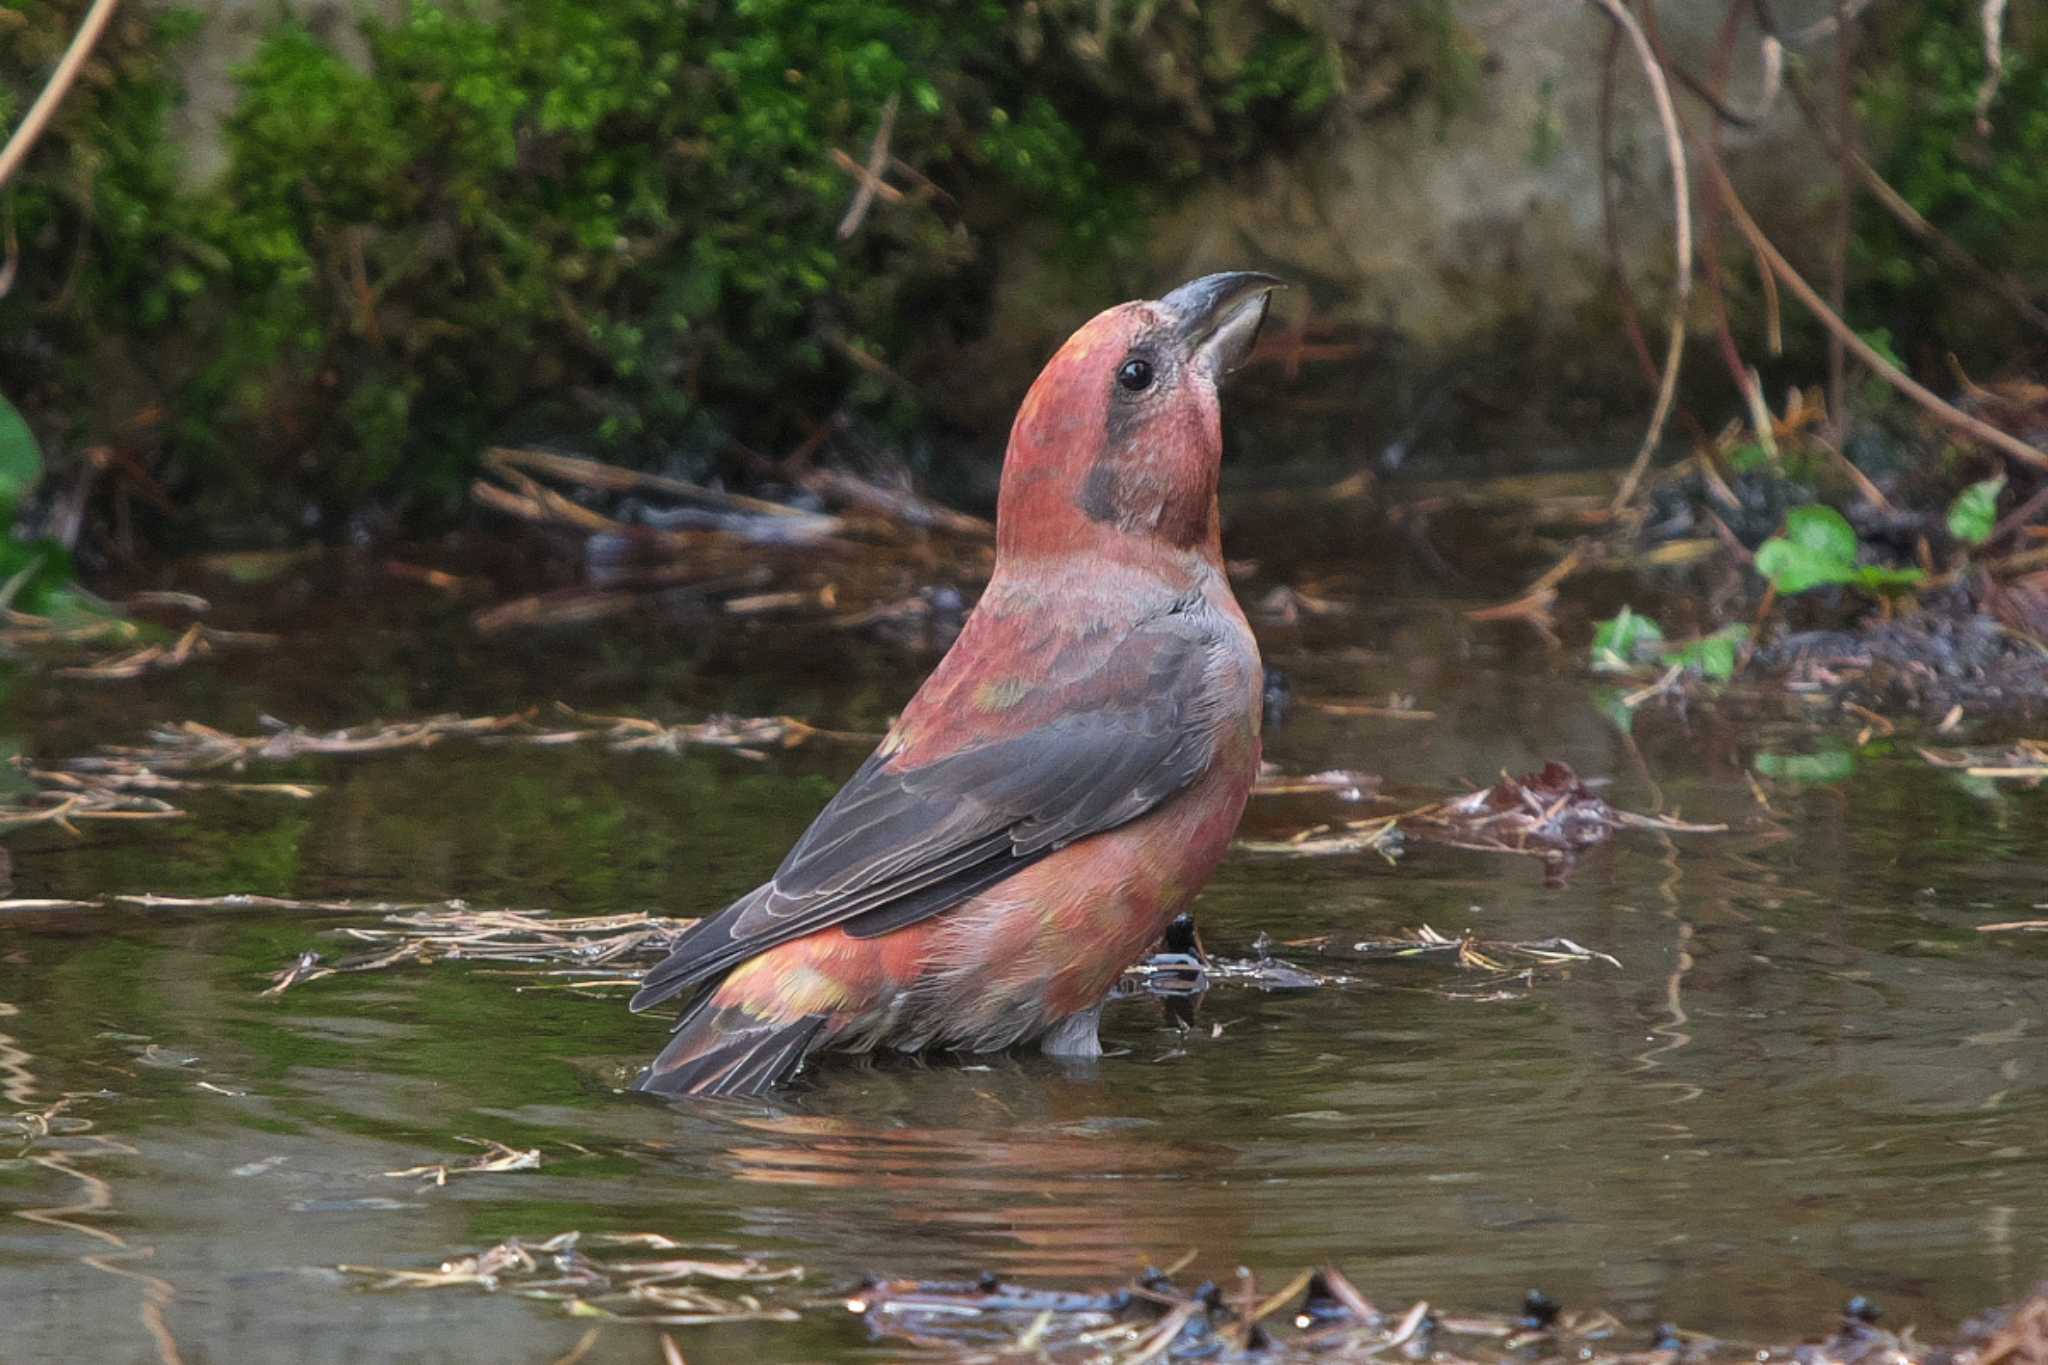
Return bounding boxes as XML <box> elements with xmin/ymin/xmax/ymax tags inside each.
<box><xmin>0</xmin><ymin>0</ymin><xmax>123</xmax><ymax>188</ymax></box>
<box><xmin>1825</xmin><ymin>0</ymin><xmax>1853</xmax><ymax>437</ymax></box>
<box><xmin>1706</xmin><ymin>155</ymin><xmax>2048</xmax><ymax>472</ymax></box>
<box><xmin>836</xmin><ymin>94</ymin><xmax>899</xmax><ymax>240</ymax></box>
<box><xmin>1691</xmin><ymin>1</ymin><xmax>1759</xmax><ymax>418</ymax></box>
<box><xmin>1597</xmin><ymin>26</ymin><xmax>1662</xmax><ymax>393</ymax></box>
<box><xmin>1974</xmin><ymin>0</ymin><xmax>2008</xmax><ymax>136</ymax></box>
<box><xmin>1591</xmin><ymin>0</ymin><xmax>1693</xmax><ymax>514</ymax></box>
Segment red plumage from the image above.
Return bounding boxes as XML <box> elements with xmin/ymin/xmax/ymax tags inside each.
<box><xmin>631</xmin><ymin>273</ymin><xmax>1278</xmax><ymax>1097</ymax></box>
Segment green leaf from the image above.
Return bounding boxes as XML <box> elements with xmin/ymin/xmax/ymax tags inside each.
<box><xmin>1945</xmin><ymin>475</ymin><xmax>2005</xmax><ymax>546</ymax></box>
<box><xmin>1754</xmin><ymin>505</ymin><xmax>1859</xmax><ymax>594</ymax></box>
<box><xmin>1755</xmin><ymin>743</ymin><xmax>1858</xmax><ymax>784</ymax></box>
<box><xmin>1727</xmin><ymin>441</ymin><xmax>1771</xmax><ymax>473</ymax></box>
<box><xmin>1754</xmin><ymin>538</ymin><xmax>1851</xmax><ymax>593</ymax></box>
<box><xmin>1590</xmin><ymin>606</ymin><xmax>1664</xmax><ymax>672</ymax></box>
<box><xmin>0</xmin><ymin>537</ymin><xmax>81</xmax><ymax>616</ymax></box>
<box><xmin>1591</xmin><ymin>686</ymin><xmax>1637</xmax><ymax>735</ymax></box>
<box><xmin>0</xmin><ymin>392</ymin><xmax>42</xmax><ymax>524</ymax></box>
<box><xmin>1855</xmin><ymin>326</ymin><xmax>1903</xmax><ymax>369</ymax></box>
<box><xmin>1667</xmin><ymin>624</ymin><xmax>1751</xmax><ymax>681</ymax></box>
<box><xmin>1782</xmin><ymin>504</ymin><xmax>1859</xmax><ymax>562</ymax></box>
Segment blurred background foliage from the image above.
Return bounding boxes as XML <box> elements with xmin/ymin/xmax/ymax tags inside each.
<box><xmin>0</xmin><ymin>0</ymin><xmax>2043</xmax><ymax>549</ymax></box>
<box><xmin>1854</xmin><ymin>0</ymin><xmax>2048</xmax><ymax>374</ymax></box>
<box><xmin>0</xmin><ymin>0</ymin><xmax>1461</xmax><ymax>540</ymax></box>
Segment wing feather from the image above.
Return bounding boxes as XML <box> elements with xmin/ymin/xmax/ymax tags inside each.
<box><xmin>629</xmin><ymin>607</ymin><xmax>1230</xmax><ymax>1013</ymax></box>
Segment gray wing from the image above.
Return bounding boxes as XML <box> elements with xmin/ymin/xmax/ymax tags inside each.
<box><xmin>628</xmin><ymin>610</ymin><xmax>1234</xmax><ymax>1013</ymax></box>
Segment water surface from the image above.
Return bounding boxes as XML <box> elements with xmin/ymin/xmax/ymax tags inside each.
<box><xmin>3</xmin><ymin>528</ymin><xmax>2044</xmax><ymax>1363</ymax></box>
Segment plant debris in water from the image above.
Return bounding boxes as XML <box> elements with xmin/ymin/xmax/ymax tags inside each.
<box><xmin>383</xmin><ymin>1136</ymin><xmax>542</xmax><ymax>1186</ymax></box>
<box><xmin>1242</xmin><ymin>760</ymin><xmax>1722</xmax><ymax>873</ymax></box>
<box><xmin>340</xmin><ymin>1229</ymin><xmax>802</xmax><ymax>1328</ymax></box>
<box><xmin>469</xmin><ymin>446</ymin><xmax>992</xmax><ymax>638</ymax></box>
<box><xmin>3</xmin><ymin>707</ymin><xmax>869</xmax><ymax>835</ymax></box>
<box><xmin>78</xmin><ymin>707</ymin><xmax>869</xmax><ymax>772</ymax></box>
<box><xmin>0</xmin><ymin>756</ymin><xmax>319</xmax><ymax>835</ymax></box>
<box><xmin>847</xmin><ymin>1266</ymin><xmax>2048</xmax><ymax>1365</ymax></box>
<box><xmin>240</xmin><ymin>899</ymin><xmax>1617</xmax><ymax>1010</ymax></box>
<box><xmin>1918</xmin><ymin>738</ymin><xmax>2048</xmax><ymax>784</ymax></box>
<box><xmin>1</xmin><ymin>598</ymin><xmax>277</xmax><ymax>680</ymax></box>
<box><xmin>261</xmin><ymin>907</ymin><xmax>695</xmax><ymax>996</ymax></box>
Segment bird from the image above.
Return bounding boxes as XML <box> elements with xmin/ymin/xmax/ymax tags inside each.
<box><xmin>629</xmin><ymin>271</ymin><xmax>1278</xmax><ymax>1098</ymax></box>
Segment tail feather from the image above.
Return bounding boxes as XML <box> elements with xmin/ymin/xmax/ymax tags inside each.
<box><xmin>632</xmin><ymin>995</ymin><xmax>827</xmax><ymax>1098</ymax></box>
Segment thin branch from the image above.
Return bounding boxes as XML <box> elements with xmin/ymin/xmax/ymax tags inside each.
<box><xmin>1784</xmin><ymin>0</ymin><xmax>1874</xmax><ymax>45</ymax></box>
<box><xmin>0</xmin><ymin>0</ymin><xmax>123</xmax><ymax>188</ymax></box>
<box><xmin>1974</xmin><ymin>0</ymin><xmax>2009</xmax><ymax>136</ymax></box>
<box><xmin>1591</xmin><ymin>0</ymin><xmax>1693</xmax><ymax>513</ymax></box>
<box><xmin>1826</xmin><ymin>0</ymin><xmax>1853</xmax><ymax>435</ymax></box>
<box><xmin>1690</xmin><ymin>0</ymin><xmax>1763</xmax><ymax>425</ymax></box>
<box><xmin>1706</xmin><ymin>154</ymin><xmax>2048</xmax><ymax>472</ymax></box>
<box><xmin>836</xmin><ymin>94</ymin><xmax>899</xmax><ymax>240</ymax></box>
<box><xmin>1598</xmin><ymin>25</ymin><xmax>1663</xmax><ymax>393</ymax></box>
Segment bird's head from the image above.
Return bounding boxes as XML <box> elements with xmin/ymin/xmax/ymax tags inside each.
<box><xmin>996</xmin><ymin>272</ymin><xmax>1281</xmax><ymax>565</ymax></box>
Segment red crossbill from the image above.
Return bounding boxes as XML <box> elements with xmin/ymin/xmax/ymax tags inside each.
<box><xmin>631</xmin><ymin>272</ymin><xmax>1278</xmax><ymax>1097</ymax></box>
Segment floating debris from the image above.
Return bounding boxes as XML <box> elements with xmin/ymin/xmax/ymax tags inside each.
<box><xmin>1241</xmin><ymin>761</ymin><xmax>1723</xmax><ymax>875</ymax></box>
<box><xmin>1309</xmin><ymin>695</ymin><xmax>1437</xmax><ymax>721</ymax></box>
<box><xmin>384</xmin><ymin>1136</ymin><xmax>543</xmax><ymax>1186</ymax></box>
<box><xmin>54</xmin><ymin>622</ymin><xmax>280</xmax><ymax>680</ymax></box>
<box><xmin>340</xmin><ymin>1229</ymin><xmax>801</xmax><ymax>1328</ymax></box>
<box><xmin>1919</xmin><ymin>738</ymin><xmax>2048</xmax><ymax>784</ymax></box>
<box><xmin>0</xmin><ymin>608</ymin><xmax>139</xmax><ymax>653</ymax></box>
<box><xmin>1346</xmin><ymin>925</ymin><xmax>1621</xmax><ymax>972</ymax></box>
<box><xmin>1237</xmin><ymin>817</ymin><xmax>1403</xmax><ymax>860</ymax></box>
<box><xmin>261</xmin><ymin>908</ymin><xmax>695</xmax><ymax>996</ymax></box>
<box><xmin>72</xmin><ymin>707</ymin><xmax>869</xmax><ymax>776</ymax></box>
<box><xmin>849</xmin><ymin>1267</ymin><xmax>2048</xmax><ymax>1365</ymax></box>
<box><xmin>4</xmin><ymin>706</ymin><xmax>872</xmax><ymax>837</ymax></box>
<box><xmin>1250</xmin><ymin>767</ymin><xmax>1380</xmax><ymax>799</ymax></box>
<box><xmin>1118</xmin><ymin>914</ymin><xmax>1339</xmax><ymax>1002</ymax></box>
<box><xmin>476</xmin><ymin>445</ymin><xmax>845</xmax><ymax>545</ymax></box>
<box><xmin>0</xmin><ymin>754</ymin><xmax>314</xmax><ymax>834</ymax></box>
<box><xmin>1</xmin><ymin>567</ymin><xmax>275</xmax><ymax>682</ymax></box>
<box><xmin>468</xmin><ymin>445</ymin><xmax>992</xmax><ymax>635</ymax></box>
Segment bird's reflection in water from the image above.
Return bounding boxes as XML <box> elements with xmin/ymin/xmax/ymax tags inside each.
<box><xmin>654</xmin><ymin>1055</ymin><xmax>1242</xmax><ymax>1280</ymax></box>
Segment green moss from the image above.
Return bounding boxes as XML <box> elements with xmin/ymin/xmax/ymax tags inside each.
<box><xmin>2</xmin><ymin>0</ymin><xmax>1462</xmax><ymax>541</ymax></box>
<box><xmin>1853</xmin><ymin>1</ymin><xmax>2048</xmax><ymax>373</ymax></box>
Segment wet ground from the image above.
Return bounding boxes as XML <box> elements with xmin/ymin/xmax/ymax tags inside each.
<box><xmin>3</xmin><ymin>508</ymin><xmax>2045</xmax><ymax>1364</ymax></box>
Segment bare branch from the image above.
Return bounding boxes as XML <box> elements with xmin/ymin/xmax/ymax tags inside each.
<box><xmin>1589</xmin><ymin>0</ymin><xmax>1693</xmax><ymax>514</ymax></box>
<box><xmin>0</xmin><ymin>0</ymin><xmax>123</xmax><ymax>188</ymax></box>
<box><xmin>1707</xmin><ymin>154</ymin><xmax>2048</xmax><ymax>472</ymax></box>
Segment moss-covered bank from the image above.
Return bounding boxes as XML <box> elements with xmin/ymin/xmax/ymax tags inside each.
<box><xmin>2</xmin><ymin>0</ymin><xmax>1468</xmax><ymax>543</ymax></box>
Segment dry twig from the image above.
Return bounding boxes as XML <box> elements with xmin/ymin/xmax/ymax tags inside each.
<box><xmin>0</xmin><ymin>0</ymin><xmax>122</xmax><ymax>187</ymax></box>
<box><xmin>1585</xmin><ymin>0</ymin><xmax>1692</xmax><ymax>513</ymax></box>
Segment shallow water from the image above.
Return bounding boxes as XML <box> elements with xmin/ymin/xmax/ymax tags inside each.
<box><xmin>3</xmin><ymin>526</ymin><xmax>2045</xmax><ymax>1364</ymax></box>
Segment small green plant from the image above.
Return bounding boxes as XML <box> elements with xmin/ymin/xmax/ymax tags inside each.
<box><xmin>1945</xmin><ymin>475</ymin><xmax>2007</xmax><ymax>546</ymax></box>
<box><xmin>1666</xmin><ymin>625</ymin><xmax>1750</xmax><ymax>682</ymax></box>
<box><xmin>1754</xmin><ymin>741</ymin><xmax>1859</xmax><ymax>785</ymax></box>
<box><xmin>1753</xmin><ymin>505</ymin><xmax>1926</xmax><ymax>597</ymax></box>
<box><xmin>0</xmin><ymin>397</ymin><xmax>35</xmax><ymax>523</ymax></box>
<box><xmin>0</xmin><ymin>395</ymin><xmax>78</xmax><ymax>617</ymax></box>
<box><xmin>1856</xmin><ymin>7</ymin><xmax>2048</xmax><ymax>376</ymax></box>
<box><xmin>5</xmin><ymin>0</ymin><xmax>1470</xmax><ymax>538</ymax></box>
<box><xmin>1590</xmin><ymin>606</ymin><xmax>1663</xmax><ymax>671</ymax></box>
<box><xmin>1589</xmin><ymin>611</ymin><xmax>1748</xmax><ymax>682</ymax></box>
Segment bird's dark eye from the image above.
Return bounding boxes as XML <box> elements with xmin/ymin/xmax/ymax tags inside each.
<box><xmin>1116</xmin><ymin>358</ymin><xmax>1154</xmax><ymax>392</ymax></box>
